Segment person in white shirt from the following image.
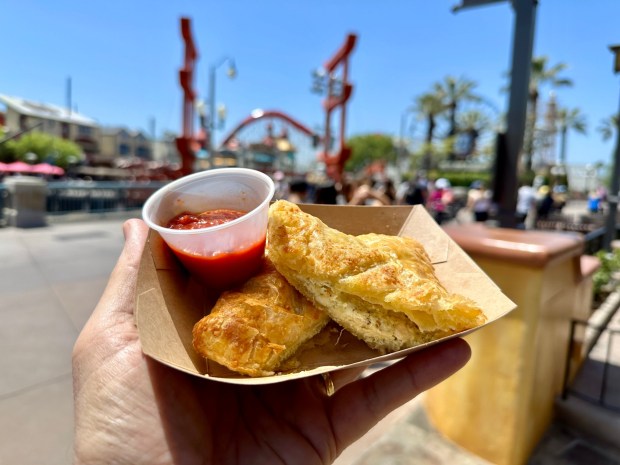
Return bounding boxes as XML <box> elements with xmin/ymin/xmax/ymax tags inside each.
<box><xmin>516</xmin><ymin>183</ymin><xmax>537</xmax><ymax>229</ymax></box>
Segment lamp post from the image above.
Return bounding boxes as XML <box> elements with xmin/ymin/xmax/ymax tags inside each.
<box><xmin>399</xmin><ymin>110</ymin><xmax>415</xmax><ymax>179</ymax></box>
<box><xmin>453</xmin><ymin>0</ymin><xmax>537</xmax><ymax>228</ymax></box>
<box><xmin>208</xmin><ymin>57</ymin><xmax>236</xmax><ymax>169</ymax></box>
<box><xmin>603</xmin><ymin>45</ymin><xmax>620</xmax><ymax>251</ymax></box>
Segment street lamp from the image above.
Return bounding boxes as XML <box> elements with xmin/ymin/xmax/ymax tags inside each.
<box><xmin>453</xmin><ymin>0</ymin><xmax>537</xmax><ymax>228</ymax></box>
<box><xmin>603</xmin><ymin>45</ymin><xmax>620</xmax><ymax>250</ymax></box>
<box><xmin>399</xmin><ymin>110</ymin><xmax>415</xmax><ymax>178</ymax></box>
<box><xmin>208</xmin><ymin>56</ymin><xmax>237</xmax><ymax>169</ymax></box>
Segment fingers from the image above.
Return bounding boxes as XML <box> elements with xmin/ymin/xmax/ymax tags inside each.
<box><xmin>328</xmin><ymin>338</ymin><xmax>471</xmax><ymax>450</ymax></box>
<box><xmin>326</xmin><ymin>367</ymin><xmax>366</xmax><ymax>393</ymax></box>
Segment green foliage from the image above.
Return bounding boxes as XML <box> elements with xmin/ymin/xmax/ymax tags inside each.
<box><xmin>1</xmin><ymin>131</ymin><xmax>83</xmax><ymax>168</ymax></box>
<box><xmin>346</xmin><ymin>133</ymin><xmax>397</xmax><ymax>172</ymax></box>
<box><xmin>593</xmin><ymin>249</ymin><xmax>620</xmax><ymax>299</ymax></box>
<box><xmin>598</xmin><ymin>114</ymin><xmax>618</xmax><ymax>142</ymax></box>
<box><xmin>408</xmin><ymin>137</ymin><xmax>455</xmax><ymax>171</ymax></box>
<box><xmin>519</xmin><ymin>170</ymin><xmax>536</xmax><ymax>186</ymax></box>
<box><xmin>429</xmin><ymin>170</ymin><xmax>492</xmax><ymax>187</ymax></box>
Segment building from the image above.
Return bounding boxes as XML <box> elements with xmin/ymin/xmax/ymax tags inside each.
<box><xmin>97</xmin><ymin>127</ymin><xmax>153</xmax><ymax>166</ymax></box>
<box><xmin>0</xmin><ymin>94</ymin><xmax>100</xmax><ymax>159</ymax></box>
<box><xmin>0</xmin><ymin>93</ymin><xmax>185</xmax><ymax>180</ymax></box>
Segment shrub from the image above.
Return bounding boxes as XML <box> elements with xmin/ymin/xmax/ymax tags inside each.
<box><xmin>593</xmin><ymin>249</ymin><xmax>620</xmax><ymax>301</ymax></box>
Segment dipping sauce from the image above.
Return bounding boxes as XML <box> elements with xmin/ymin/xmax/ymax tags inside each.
<box><xmin>169</xmin><ymin>236</ymin><xmax>265</xmax><ymax>289</ymax></box>
<box><xmin>166</xmin><ymin>209</ymin><xmax>247</xmax><ymax>230</ymax></box>
<box><xmin>165</xmin><ymin>208</ymin><xmax>264</xmax><ymax>289</ymax></box>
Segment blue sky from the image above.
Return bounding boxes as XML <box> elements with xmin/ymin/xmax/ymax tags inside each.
<box><xmin>2</xmin><ymin>0</ymin><xmax>620</xmax><ymax>169</ymax></box>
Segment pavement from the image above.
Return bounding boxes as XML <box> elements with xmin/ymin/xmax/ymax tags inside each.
<box><xmin>0</xmin><ymin>206</ymin><xmax>619</xmax><ymax>465</ymax></box>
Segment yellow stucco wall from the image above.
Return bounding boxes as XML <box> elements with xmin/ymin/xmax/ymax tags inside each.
<box><xmin>425</xmin><ymin>251</ymin><xmax>587</xmax><ymax>465</ymax></box>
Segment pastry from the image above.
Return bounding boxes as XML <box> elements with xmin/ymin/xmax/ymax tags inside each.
<box><xmin>267</xmin><ymin>200</ymin><xmax>486</xmax><ymax>353</ymax></box>
<box><xmin>192</xmin><ymin>258</ymin><xmax>330</xmax><ymax>376</ymax></box>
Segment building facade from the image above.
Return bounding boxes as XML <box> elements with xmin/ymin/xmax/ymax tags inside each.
<box><xmin>98</xmin><ymin>127</ymin><xmax>153</xmax><ymax>165</ymax></box>
<box><xmin>0</xmin><ymin>94</ymin><xmax>100</xmax><ymax>160</ymax></box>
<box><xmin>0</xmin><ymin>94</ymin><xmax>176</xmax><ymax>168</ymax></box>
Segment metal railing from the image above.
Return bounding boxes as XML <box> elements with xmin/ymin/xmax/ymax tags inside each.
<box><xmin>0</xmin><ymin>181</ymin><xmax>168</xmax><ymax>225</ymax></box>
<box><xmin>562</xmin><ymin>318</ymin><xmax>620</xmax><ymax>413</ymax></box>
<box><xmin>45</xmin><ymin>181</ymin><xmax>168</xmax><ymax>215</ymax></box>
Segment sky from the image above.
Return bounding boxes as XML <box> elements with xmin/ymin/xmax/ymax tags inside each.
<box><xmin>2</xmin><ymin>0</ymin><xmax>620</xmax><ymax>170</ymax></box>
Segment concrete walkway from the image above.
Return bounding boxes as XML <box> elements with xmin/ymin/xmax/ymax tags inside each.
<box><xmin>0</xmin><ymin>211</ymin><xmax>619</xmax><ymax>465</ymax></box>
<box><xmin>0</xmin><ymin>214</ymin><xmax>139</xmax><ymax>465</ymax></box>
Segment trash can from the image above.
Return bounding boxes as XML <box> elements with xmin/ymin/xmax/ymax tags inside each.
<box><xmin>424</xmin><ymin>223</ymin><xmax>588</xmax><ymax>465</ymax></box>
<box><xmin>4</xmin><ymin>176</ymin><xmax>48</xmax><ymax>228</ymax></box>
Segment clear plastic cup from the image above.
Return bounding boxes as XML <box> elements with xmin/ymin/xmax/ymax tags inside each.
<box><xmin>142</xmin><ymin>168</ymin><xmax>275</xmax><ymax>289</ymax></box>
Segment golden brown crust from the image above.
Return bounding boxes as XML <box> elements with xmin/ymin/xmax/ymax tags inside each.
<box><xmin>267</xmin><ymin>200</ymin><xmax>486</xmax><ymax>352</ymax></box>
<box><xmin>192</xmin><ymin>259</ymin><xmax>330</xmax><ymax>376</ymax></box>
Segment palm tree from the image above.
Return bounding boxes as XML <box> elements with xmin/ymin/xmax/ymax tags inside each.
<box><xmin>523</xmin><ymin>56</ymin><xmax>573</xmax><ymax>172</ymax></box>
<box><xmin>598</xmin><ymin>114</ymin><xmax>619</xmax><ymax>142</ymax></box>
<box><xmin>433</xmin><ymin>76</ymin><xmax>483</xmax><ymax>138</ymax></box>
<box><xmin>411</xmin><ymin>92</ymin><xmax>445</xmax><ymax>170</ymax></box>
<box><xmin>457</xmin><ymin>110</ymin><xmax>494</xmax><ymax>158</ymax></box>
<box><xmin>556</xmin><ymin>107</ymin><xmax>587</xmax><ymax>165</ymax></box>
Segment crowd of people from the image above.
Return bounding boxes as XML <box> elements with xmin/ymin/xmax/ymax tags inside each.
<box><xmin>271</xmin><ymin>170</ymin><xmax>494</xmax><ymax>226</ymax></box>
<box><xmin>271</xmin><ymin>169</ymin><xmax>601</xmax><ymax>229</ymax></box>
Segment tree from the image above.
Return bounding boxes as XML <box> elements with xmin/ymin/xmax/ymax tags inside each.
<box><xmin>345</xmin><ymin>133</ymin><xmax>398</xmax><ymax>172</ymax></box>
<box><xmin>2</xmin><ymin>131</ymin><xmax>84</xmax><ymax>168</ymax></box>
<box><xmin>433</xmin><ymin>76</ymin><xmax>483</xmax><ymax>156</ymax></box>
<box><xmin>456</xmin><ymin>110</ymin><xmax>494</xmax><ymax>158</ymax></box>
<box><xmin>411</xmin><ymin>92</ymin><xmax>445</xmax><ymax>170</ymax></box>
<box><xmin>522</xmin><ymin>56</ymin><xmax>573</xmax><ymax>172</ymax></box>
<box><xmin>598</xmin><ymin>114</ymin><xmax>619</xmax><ymax>142</ymax></box>
<box><xmin>556</xmin><ymin>107</ymin><xmax>587</xmax><ymax>165</ymax></box>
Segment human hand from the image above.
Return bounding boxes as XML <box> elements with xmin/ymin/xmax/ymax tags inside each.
<box><xmin>72</xmin><ymin>219</ymin><xmax>471</xmax><ymax>465</ymax></box>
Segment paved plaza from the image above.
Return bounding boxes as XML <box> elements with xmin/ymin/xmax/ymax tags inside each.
<box><xmin>0</xmin><ymin>210</ymin><xmax>619</xmax><ymax>465</ymax></box>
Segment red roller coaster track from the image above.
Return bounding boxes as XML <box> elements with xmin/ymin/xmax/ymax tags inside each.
<box><xmin>220</xmin><ymin>109</ymin><xmax>316</xmax><ymax>148</ymax></box>
<box><xmin>175</xmin><ymin>19</ymin><xmax>355</xmax><ymax>180</ymax></box>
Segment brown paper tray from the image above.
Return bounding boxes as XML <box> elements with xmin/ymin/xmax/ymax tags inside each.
<box><xmin>136</xmin><ymin>204</ymin><xmax>516</xmax><ymax>385</ymax></box>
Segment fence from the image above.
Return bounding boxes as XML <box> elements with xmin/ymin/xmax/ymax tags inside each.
<box><xmin>46</xmin><ymin>181</ymin><xmax>167</xmax><ymax>215</ymax></box>
<box><xmin>562</xmin><ymin>318</ymin><xmax>620</xmax><ymax>413</ymax></box>
<box><xmin>0</xmin><ymin>180</ymin><xmax>168</xmax><ymax>225</ymax></box>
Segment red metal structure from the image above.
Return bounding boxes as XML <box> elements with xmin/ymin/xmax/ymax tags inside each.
<box><xmin>218</xmin><ymin>109</ymin><xmax>318</xmax><ymax>174</ymax></box>
<box><xmin>176</xmin><ymin>17</ymin><xmax>199</xmax><ymax>176</ymax></box>
<box><xmin>174</xmin><ymin>22</ymin><xmax>355</xmax><ymax>179</ymax></box>
<box><xmin>221</xmin><ymin>109</ymin><xmax>316</xmax><ymax>147</ymax></box>
<box><xmin>318</xmin><ymin>34</ymin><xmax>357</xmax><ymax>182</ymax></box>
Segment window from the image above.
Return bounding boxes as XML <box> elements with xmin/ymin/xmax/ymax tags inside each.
<box><xmin>136</xmin><ymin>146</ymin><xmax>151</xmax><ymax>158</ymax></box>
<box><xmin>61</xmin><ymin>122</ymin><xmax>70</xmax><ymax>138</ymax></box>
<box><xmin>119</xmin><ymin>143</ymin><xmax>130</xmax><ymax>155</ymax></box>
<box><xmin>78</xmin><ymin>125</ymin><xmax>92</xmax><ymax>136</ymax></box>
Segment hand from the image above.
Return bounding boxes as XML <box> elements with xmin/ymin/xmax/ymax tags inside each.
<box><xmin>72</xmin><ymin>219</ymin><xmax>471</xmax><ymax>465</ymax></box>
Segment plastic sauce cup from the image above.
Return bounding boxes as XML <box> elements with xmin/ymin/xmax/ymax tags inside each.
<box><xmin>142</xmin><ymin>168</ymin><xmax>275</xmax><ymax>289</ymax></box>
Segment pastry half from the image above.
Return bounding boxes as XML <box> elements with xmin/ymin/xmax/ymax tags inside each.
<box><xmin>267</xmin><ymin>200</ymin><xmax>486</xmax><ymax>353</ymax></box>
<box><xmin>192</xmin><ymin>258</ymin><xmax>330</xmax><ymax>376</ymax></box>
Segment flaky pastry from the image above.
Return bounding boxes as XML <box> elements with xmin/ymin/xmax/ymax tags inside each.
<box><xmin>192</xmin><ymin>258</ymin><xmax>330</xmax><ymax>377</ymax></box>
<box><xmin>267</xmin><ymin>200</ymin><xmax>486</xmax><ymax>353</ymax></box>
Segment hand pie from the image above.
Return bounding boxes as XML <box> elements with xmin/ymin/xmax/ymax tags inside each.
<box><xmin>192</xmin><ymin>258</ymin><xmax>330</xmax><ymax>377</ymax></box>
<box><xmin>267</xmin><ymin>200</ymin><xmax>486</xmax><ymax>353</ymax></box>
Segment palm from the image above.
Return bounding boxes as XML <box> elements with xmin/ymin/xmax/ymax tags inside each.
<box><xmin>76</xmin><ymin>324</ymin><xmax>344</xmax><ymax>465</ymax></box>
<box><xmin>523</xmin><ymin>56</ymin><xmax>573</xmax><ymax>171</ymax></box>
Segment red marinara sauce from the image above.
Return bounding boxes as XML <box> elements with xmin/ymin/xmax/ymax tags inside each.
<box><xmin>166</xmin><ymin>209</ymin><xmax>246</xmax><ymax>230</ymax></box>
<box><xmin>165</xmin><ymin>209</ymin><xmax>265</xmax><ymax>289</ymax></box>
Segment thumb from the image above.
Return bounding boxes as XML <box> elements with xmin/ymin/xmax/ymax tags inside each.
<box><xmin>88</xmin><ymin>219</ymin><xmax>149</xmax><ymax>327</ymax></box>
<box><xmin>73</xmin><ymin>219</ymin><xmax>150</xmax><ymax>365</ymax></box>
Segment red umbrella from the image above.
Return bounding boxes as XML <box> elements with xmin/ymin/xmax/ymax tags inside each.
<box><xmin>5</xmin><ymin>161</ymin><xmax>33</xmax><ymax>173</ymax></box>
<box><xmin>31</xmin><ymin>162</ymin><xmax>65</xmax><ymax>176</ymax></box>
